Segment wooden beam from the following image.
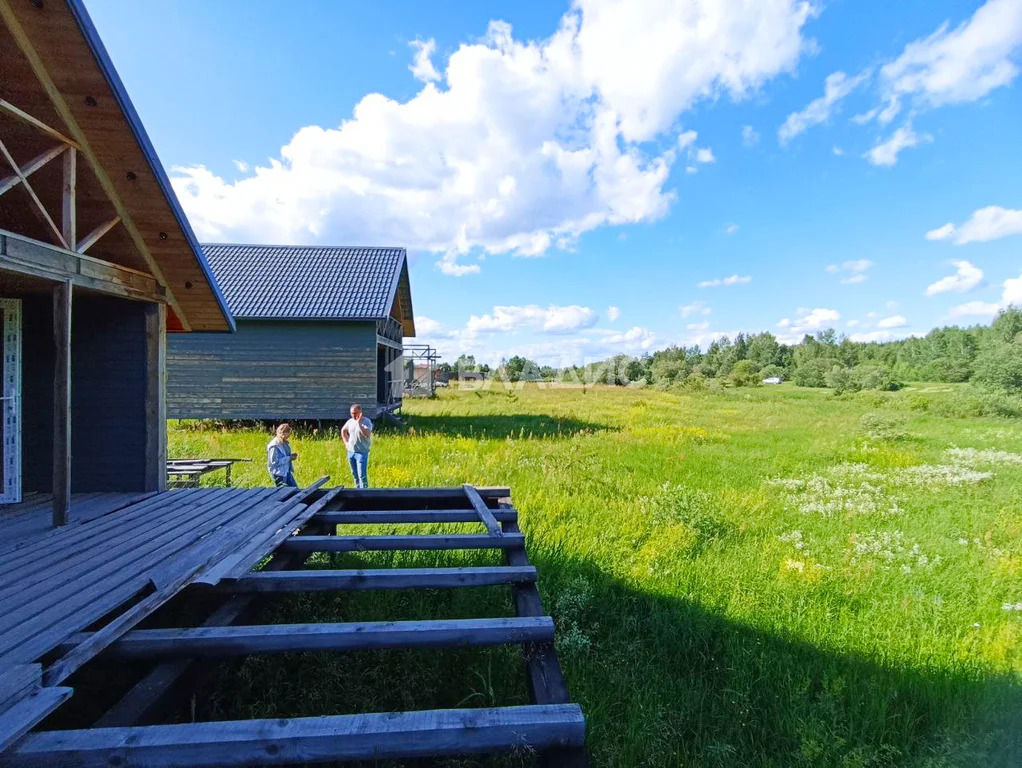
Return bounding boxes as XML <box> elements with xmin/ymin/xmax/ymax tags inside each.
<box><xmin>75</xmin><ymin>216</ymin><xmax>119</xmax><ymax>254</ymax></box>
<box><xmin>1</xmin><ymin>230</ymin><xmax>161</xmax><ymax>302</ymax></box>
<box><xmin>0</xmin><ymin>137</ymin><xmax>69</xmax><ymax>250</ymax></box>
<box><xmin>94</xmin><ymin>528</ymin><xmax>325</xmax><ymax>728</ymax></box>
<box><xmin>324</xmin><ymin>486</ymin><xmax>511</xmax><ymax>505</ymax></box>
<box><xmin>63</xmin><ymin>617</ymin><xmax>555</xmax><ymax>658</ymax></box>
<box><xmin>61</xmin><ymin>147</ymin><xmax>75</xmax><ymax>249</ymax></box>
<box><xmin>226</xmin><ymin>565</ymin><xmax>537</xmax><ymax>593</ymax></box>
<box><xmin>52</xmin><ymin>280</ymin><xmax>71</xmax><ymax>527</ymax></box>
<box><xmin>280</xmin><ymin>533</ymin><xmax>527</xmax><ymax>553</ymax></box>
<box><xmin>143</xmin><ymin>302</ymin><xmax>167</xmax><ymax>491</ymax></box>
<box><xmin>0</xmin><ymin>686</ymin><xmax>73</xmax><ymax>754</ymax></box>
<box><xmin>317</xmin><ymin>508</ymin><xmax>517</xmax><ymax>526</ymax></box>
<box><xmin>0</xmin><ymin>99</ymin><xmax>81</xmax><ymax>150</ymax></box>
<box><xmin>3</xmin><ymin>705</ymin><xmax>586</xmax><ymax>767</ymax></box>
<box><xmin>0</xmin><ymin>144</ymin><xmax>68</xmax><ymax>197</ymax></box>
<box><xmin>464</xmin><ymin>484</ymin><xmax>503</xmax><ymax>536</ymax></box>
<box><xmin>0</xmin><ymin>4</ymin><xmax>187</xmax><ymax>328</ymax></box>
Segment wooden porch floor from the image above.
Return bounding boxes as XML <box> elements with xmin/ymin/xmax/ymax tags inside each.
<box><xmin>0</xmin><ymin>484</ymin><xmax>329</xmax><ymax>751</ymax></box>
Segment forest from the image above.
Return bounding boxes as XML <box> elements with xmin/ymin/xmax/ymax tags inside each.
<box><xmin>445</xmin><ymin>308</ymin><xmax>1022</xmax><ymax>397</ymax></box>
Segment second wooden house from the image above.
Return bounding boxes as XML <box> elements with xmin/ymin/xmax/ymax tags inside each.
<box><xmin>167</xmin><ymin>243</ymin><xmax>415</xmax><ymax>421</ymax></box>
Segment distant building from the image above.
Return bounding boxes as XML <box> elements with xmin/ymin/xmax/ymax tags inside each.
<box><xmin>763</xmin><ymin>376</ymin><xmax>783</xmax><ymax>385</ymax></box>
<box><xmin>167</xmin><ymin>245</ymin><xmax>414</xmax><ymax>420</ymax></box>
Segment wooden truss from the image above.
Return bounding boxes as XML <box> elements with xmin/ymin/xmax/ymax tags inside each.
<box><xmin>0</xmin><ymin>99</ymin><xmax>120</xmax><ymax>256</ymax></box>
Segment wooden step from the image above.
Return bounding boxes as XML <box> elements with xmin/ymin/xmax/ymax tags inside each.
<box><xmin>61</xmin><ymin>617</ymin><xmax>555</xmax><ymax>658</ymax></box>
<box><xmin>280</xmin><ymin>533</ymin><xmax>526</xmax><ymax>553</ymax></box>
<box><xmin>223</xmin><ymin>565</ymin><xmax>537</xmax><ymax>592</ymax></box>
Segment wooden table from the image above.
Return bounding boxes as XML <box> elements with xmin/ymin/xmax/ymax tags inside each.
<box><xmin>166</xmin><ymin>458</ymin><xmax>251</xmax><ymax>488</ymax></box>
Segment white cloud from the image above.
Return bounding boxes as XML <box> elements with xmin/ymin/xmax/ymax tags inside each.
<box><xmin>777</xmin><ymin>307</ymin><xmax>840</xmax><ymax>335</ymax></box>
<box><xmin>945</xmin><ymin>271</ymin><xmax>1022</xmax><ymax>320</ymax></box>
<box><xmin>604</xmin><ymin>326</ymin><xmax>656</xmax><ymax>348</ymax></box>
<box><xmin>725</xmin><ymin>223</ymin><xmax>739</xmax><ymax>235</ymax></box>
<box><xmin>685</xmin><ymin>166</ymin><xmax>698</xmax><ymax>174</ymax></box>
<box><xmin>437</xmin><ymin>252</ymin><xmax>481</xmax><ymax>276</ymax></box>
<box><xmin>606</xmin><ymin>305</ymin><xmax>621</xmax><ymax>321</ymax></box>
<box><xmin>698</xmin><ymin>274</ymin><xmax>751</xmax><ymax>288</ymax></box>
<box><xmin>465</xmin><ymin>304</ymin><xmax>598</xmax><ymax>335</ymax></box>
<box><xmin>171</xmin><ymin>1</ymin><xmax>816</xmax><ymax>273</ymax></box>
<box><xmin>409</xmin><ymin>38</ymin><xmax>442</xmax><ymax>83</ymax></box>
<box><xmin>946</xmin><ymin>300</ymin><xmax>1001</xmax><ymax>320</ymax></box>
<box><xmin>849</xmin><ymin>330</ymin><xmax>898</xmax><ymax>343</ymax></box>
<box><xmin>925</xmin><ymin>260</ymin><xmax>985</xmax><ymax>295</ymax></box>
<box><xmin>778</xmin><ymin>69</ymin><xmax>871</xmax><ymax>143</ymax></box>
<box><xmin>232</xmin><ymin>160</ymin><xmax>249</xmax><ymax>173</ymax></box>
<box><xmin>695</xmin><ymin>147</ymin><xmax>716</xmax><ymax>164</ymax></box>
<box><xmin>878</xmin><ymin>0</ymin><xmax>1022</xmax><ymax>115</ymax></box>
<box><xmin>680</xmin><ymin>300</ymin><xmax>711</xmax><ymax>318</ymax></box>
<box><xmin>826</xmin><ymin>259</ymin><xmax>872</xmax><ymax>283</ymax></box>
<box><xmin>1003</xmin><ymin>273</ymin><xmax>1022</xmax><ymax>306</ymax></box>
<box><xmin>832</xmin><ymin>146</ymin><xmax>845</xmax><ymax>156</ymax></box>
<box><xmin>686</xmin><ymin>320</ymin><xmax>711</xmax><ymax>331</ymax></box>
<box><xmin>863</xmin><ymin>124</ymin><xmax>931</xmax><ymax>166</ymax></box>
<box><xmin>678</xmin><ymin>130</ymin><xmax>698</xmax><ymax>149</ymax></box>
<box><xmin>876</xmin><ymin>314</ymin><xmax>908</xmax><ymax>329</ymax></box>
<box><xmin>927</xmin><ymin>206</ymin><xmax>1022</xmax><ymax>245</ymax></box>
<box><xmin>742</xmin><ymin>125</ymin><xmax>760</xmax><ymax>147</ymax></box>
<box><xmin>926</xmin><ymin>222</ymin><xmax>957</xmax><ymax>241</ymax></box>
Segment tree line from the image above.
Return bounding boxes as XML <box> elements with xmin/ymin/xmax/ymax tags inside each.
<box><xmin>440</xmin><ymin>308</ymin><xmax>1022</xmax><ymax>394</ymax></box>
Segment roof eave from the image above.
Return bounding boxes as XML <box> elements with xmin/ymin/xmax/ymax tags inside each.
<box><xmin>66</xmin><ymin>0</ymin><xmax>235</xmax><ymax>332</ymax></box>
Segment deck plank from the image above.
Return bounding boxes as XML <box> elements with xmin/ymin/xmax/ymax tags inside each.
<box><xmin>280</xmin><ymin>533</ymin><xmax>527</xmax><ymax>552</ymax></box>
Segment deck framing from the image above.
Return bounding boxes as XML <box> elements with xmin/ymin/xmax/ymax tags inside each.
<box><xmin>0</xmin><ymin>485</ymin><xmax>588</xmax><ymax>766</ymax></box>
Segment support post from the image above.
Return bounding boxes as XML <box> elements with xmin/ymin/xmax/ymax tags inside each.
<box><xmin>52</xmin><ymin>280</ymin><xmax>72</xmax><ymax>526</ymax></box>
<box><xmin>61</xmin><ymin>147</ymin><xmax>76</xmax><ymax>250</ymax></box>
<box><xmin>143</xmin><ymin>302</ymin><xmax>167</xmax><ymax>492</ymax></box>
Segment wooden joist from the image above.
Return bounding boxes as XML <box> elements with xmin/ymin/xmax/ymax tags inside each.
<box><xmin>62</xmin><ymin>617</ymin><xmax>555</xmax><ymax>658</ymax></box>
<box><xmin>280</xmin><ymin>532</ymin><xmax>527</xmax><ymax>553</ymax></box>
<box><xmin>0</xmin><ymin>705</ymin><xmax>586</xmax><ymax>767</ymax></box>
<box><xmin>317</xmin><ymin>508</ymin><xmax>517</xmax><ymax>525</ymax></box>
<box><xmin>464</xmin><ymin>484</ymin><xmax>503</xmax><ymax>536</ymax></box>
<box><xmin>226</xmin><ymin>565</ymin><xmax>537</xmax><ymax>593</ymax></box>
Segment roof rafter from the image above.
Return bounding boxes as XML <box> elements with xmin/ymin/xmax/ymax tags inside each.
<box><xmin>0</xmin><ymin>0</ymin><xmax>189</xmax><ymax>328</ymax></box>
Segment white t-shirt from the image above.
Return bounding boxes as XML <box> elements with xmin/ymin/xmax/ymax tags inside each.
<box><xmin>343</xmin><ymin>416</ymin><xmax>373</xmax><ymax>453</ymax></box>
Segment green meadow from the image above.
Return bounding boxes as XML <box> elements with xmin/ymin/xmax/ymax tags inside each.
<box><xmin>170</xmin><ymin>383</ymin><xmax>1022</xmax><ymax>767</ymax></box>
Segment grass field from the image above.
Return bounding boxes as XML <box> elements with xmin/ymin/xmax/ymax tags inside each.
<box><xmin>170</xmin><ymin>383</ymin><xmax>1022</xmax><ymax>767</ymax></box>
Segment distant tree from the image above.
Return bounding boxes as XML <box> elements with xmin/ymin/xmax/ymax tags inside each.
<box><xmin>825</xmin><ymin>364</ymin><xmax>856</xmax><ymax>394</ymax></box>
<box><xmin>973</xmin><ymin>340</ymin><xmax>1022</xmax><ymax>392</ymax></box>
<box><xmin>728</xmin><ymin>359</ymin><xmax>761</xmax><ymax>387</ymax></box>
<box><xmin>793</xmin><ymin>358</ymin><xmax>832</xmax><ymax>387</ymax></box>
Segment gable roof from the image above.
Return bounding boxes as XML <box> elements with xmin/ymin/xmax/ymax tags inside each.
<box><xmin>202</xmin><ymin>244</ymin><xmax>415</xmax><ymax>335</ymax></box>
<box><xmin>1</xmin><ymin>0</ymin><xmax>233</xmax><ymax>331</ymax></box>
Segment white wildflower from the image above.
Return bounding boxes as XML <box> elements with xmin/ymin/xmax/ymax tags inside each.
<box><xmin>946</xmin><ymin>447</ymin><xmax>1022</xmax><ymax>466</ymax></box>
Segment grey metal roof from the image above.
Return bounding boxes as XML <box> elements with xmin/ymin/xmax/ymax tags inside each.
<box><xmin>201</xmin><ymin>244</ymin><xmax>412</xmax><ymax>328</ymax></box>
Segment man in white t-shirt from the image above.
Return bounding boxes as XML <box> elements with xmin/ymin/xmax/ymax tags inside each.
<box><xmin>341</xmin><ymin>403</ymin><xmax>373</xmax><ymax>488</ymax></box>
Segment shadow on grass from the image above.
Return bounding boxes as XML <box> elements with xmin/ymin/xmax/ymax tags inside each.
<box><xmin>401</xmin><ymin>414</ymin><xmax>616</xmax><ymax>440</ymax></box>
<box><xmin>50</xmin><ymin>546</ymin><xmax>1021</xmax><ymax>768</ymax></box>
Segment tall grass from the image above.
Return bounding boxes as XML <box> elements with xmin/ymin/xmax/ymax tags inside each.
<box><xmin>171</xmin><ymin>384</ymin><xmax>1022</xmax><ymax>766</ymax></box>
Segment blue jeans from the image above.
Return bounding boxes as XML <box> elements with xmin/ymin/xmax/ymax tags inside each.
<box><xmin>348</xmin><ymin>450</ymin><xmax>369</xmax><ymax>489</ymax></box>
<box><xmin>272</xmin><ymin>471</ymin><xmax>297</xmax><ymax>488</ymax></box>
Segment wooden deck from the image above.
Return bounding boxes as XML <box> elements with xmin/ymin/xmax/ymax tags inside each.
<box><xmin>0</xmin><ymin>486</ymin><xmax>588</xmax><ymax>766</ymax></box>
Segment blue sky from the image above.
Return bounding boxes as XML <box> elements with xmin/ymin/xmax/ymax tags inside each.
<box><xmin>85</xmin><ymin>0</ymin><xmax>1022</xmax><ymax>364</ymax></box>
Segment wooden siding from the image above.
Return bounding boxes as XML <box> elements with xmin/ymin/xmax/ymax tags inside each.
<box><xmin>167</xmin><ymin>320</ymin><xmax>380</xmax><ymax>420</ymax></box>
<box><xmin>15</xmin><ymin>294</ymin><xmax>147</xmax><ymax>493</ymax></box>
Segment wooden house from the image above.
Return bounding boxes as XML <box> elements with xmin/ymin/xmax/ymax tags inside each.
<box><xmin>167</xmin><ymin>244</ymin><xmax>415</xmax><ymax>421</ymax></box>
<box><xmin>0</xmin><ymin>2</ymin><xmax>586</xmax><ymax>764</ymax></box>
